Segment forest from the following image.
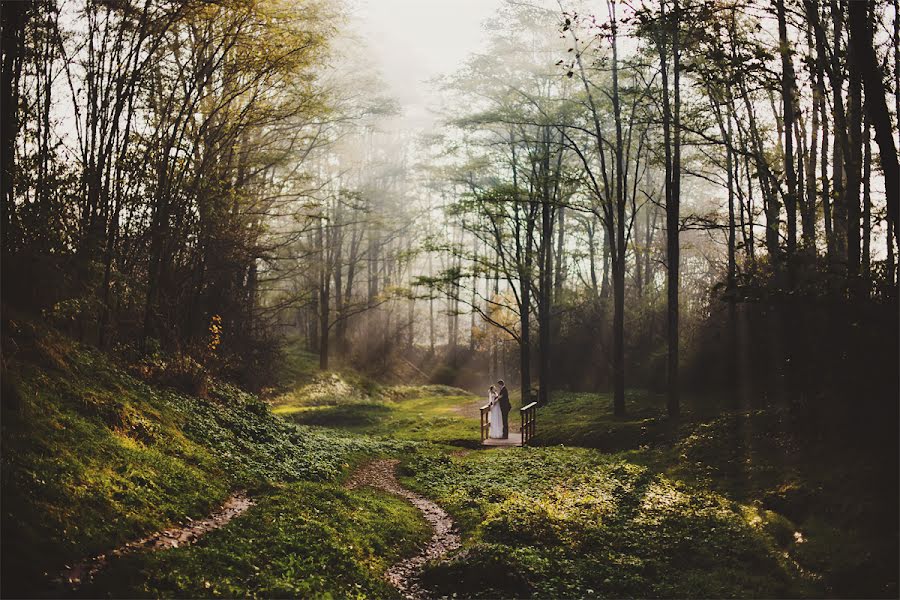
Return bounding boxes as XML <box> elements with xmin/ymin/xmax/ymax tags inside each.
<box><xmin>1</xmin><ymin>0</ymin><xmax>897</xmax><ymax>598</ymax></box>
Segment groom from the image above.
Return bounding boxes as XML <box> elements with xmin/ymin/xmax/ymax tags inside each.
<box><xmin>497</xmin><ymin>380</ymin><xmax>511</xmax><ymax>438</ymax></box>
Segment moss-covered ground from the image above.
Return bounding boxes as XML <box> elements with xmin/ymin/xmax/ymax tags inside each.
<box><xmin>1</xmin><ymin>323</ymin><xmax>426</xmax><ymax>598</ymax></box>
<box><xmin>3</xmin><ymin>325</ymin><xmax>895</xmax><ymax>598</ymax></box>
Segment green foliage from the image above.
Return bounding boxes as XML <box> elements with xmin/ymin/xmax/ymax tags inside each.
<box><xmin>534</xmin><ymin>390</ymin><xmax>720</xmax><ymax>451</ymax></box>
<box><xmin>86</xmin><ymin>482</ymin><xmax>431</xmax><ymax>599</ymax></box>
<box><xmin>669</xmin><ymin>410</ymin><xmax>899</xmax><ymax>598</ymax></box>
<box><xmin>1</xmin><ymin>356</ymin><xmax>227</xmax><ymax>594</ymax></box>
<box><xmin>176</xmin><ymin>381</ymin><xmax>411</xmax><ymax>484</ymax></box>
<box><xmin>131</xmin><ymin>352</ymin><xmax>210</xmax><ymax>398</ymax></box>
<box><xmin>384</xmin><ymin>384</ymin><xmax>471</xmax><ymax>400</ymax></box>
<box><xmin>275</xmin><ymin>387</ymin><xmax>482</xmax><ymax>447</ymax></box>
<box><xmin>4</xmin><ymin>320</ymin><xmax>893</xmax><ymax>599</ymax></box>
<box><xmin>405</xmin><ymin>448</ymin><xmax>814</xmax><ymax>599</ymax></box>
<box><xmin>0</xmin><ymin>323</ymin><xmax>410</xmax><ymax>596</ymax></box>
<box><xmin>269</xmin><ymin>338</ymin><xmax>320</xmax><ymax>394</ymax></box>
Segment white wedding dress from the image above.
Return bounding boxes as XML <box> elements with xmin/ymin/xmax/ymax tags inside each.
<box><xmin>488</xmin><ymin>393</ymin><xmax>503</xmax><ymax>438</ymax></box>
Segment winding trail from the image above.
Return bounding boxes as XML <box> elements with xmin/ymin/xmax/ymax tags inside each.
<box><xmin>61</xmin><ymin>491</ymin><xmax>253</xmax><ymax>589</ymax></box>
<box><xmin>346</xmin><ymin>459</ymin><xmax>461</xmax><ymax>600</ymax></box>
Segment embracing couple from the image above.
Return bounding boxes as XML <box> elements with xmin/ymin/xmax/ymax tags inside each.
<box><xmin>487</xmin><ymin>380</ymin><xmax>511</xmax><ymax>439</ymax></box>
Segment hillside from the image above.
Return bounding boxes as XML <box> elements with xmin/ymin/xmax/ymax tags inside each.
<box><xmin>2</xmin><ymin>319</ymin><xmax>896</xmax><ymax>598</ymax></box>
<box><xmin>0</xmin><ymin>319</ymin><xmax>427</xmax><ymax>598</ymax></box>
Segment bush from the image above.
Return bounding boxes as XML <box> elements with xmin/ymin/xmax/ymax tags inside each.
<box><xmin>131</xmin><ymin>353</ymin><xmax>209</xmax><ymax>398</ymax></box>
<box><xmin>429</xmin><ymin>364</ymin><xmax>458</xmax><ymax>386</ymax></box>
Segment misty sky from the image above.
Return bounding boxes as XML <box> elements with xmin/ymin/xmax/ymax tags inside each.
<box><xmin>353</xmin><ymin>0</ymin><xmax>504</xmax><ymax>131</ymax></box>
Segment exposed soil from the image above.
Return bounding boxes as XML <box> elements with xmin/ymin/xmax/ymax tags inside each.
<box><xmin>346</xmin><ymin>459</ymin><xmax>461</xmax><ymax>600</ymax></box>
<box><xmin>452</xmin><ymin>399</ymin><xmax>484</xmax><ymax>419</ymax></box>
<box><xmin>61</xmin><ymin>491</ymin><xmax>253</xmax><ymax>589</ymax></box>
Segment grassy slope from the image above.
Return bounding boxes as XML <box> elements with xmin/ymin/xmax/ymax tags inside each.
<box><xmin>1</xmin><ymin>321</ymin><xmax>429</xmax><ymax>598</ymax></box>
<box><xmin>403</xmin><ymin>448</ymin><xmax>811</xmax><ymax>599</ymax></box>
<box><xmin>467</xmin><ymin>391</ymin><xmax>897</xmax><ymax>598</ymax></box>
<box><xmin>274</xmin><ymin>376</ymin><xmax>896</xmax><ymax>598</ymax></box>
<box><xmin>272</xmin><ymin>358</ymin><xmax>483</xmax><ymax>447</ymax></box>
<box><xmin>83</xmin><ymin>482</ymin><xmax>427</xmax><ymax>599</ymax></box>
<box><xmin>5</xmin><ymin>322</ymin><xmax>894</xmax><ymax>598</ymax></box>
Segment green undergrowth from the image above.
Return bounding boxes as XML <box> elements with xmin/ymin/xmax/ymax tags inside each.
<box><xmin>402</xmin><ymin>447</ymin><xmax>819</xmax><ymax>599</ymax></box>
<box><xmin>0</xmin><ymin>320</ymin><xmax>414</xmax><ymax>597</ymax></box>
<box><xmin>5</xmin><ymin>317</ymin><xmax>895</xmax><ymax>599</ymax></box>
<box><xmin>82</xmin><ymin>481</ymin><xmax>430</xmax><ymax>599</ymax></box>
<box><xmin>533</xmin><ymin>391</ymin><xmax>717</xmax><ymax>451</ymax></box>
<box><xmin>668</xmin><ymin>409</ymin><xmax>899</xmax><ymax>598</ymax></box>
<box><xmin>523</xmin><ymin>392</ymin><xmax>898</xmax><ymax>597</ymax></box>
<box><xmin>270</xmin><ymin>339</ymin><xmax>381</xmax><ymax>402</ymax></box>
<box><xmin>273</xmin><ymin>373</ymin><xmax>481</xmax><ymax>447</ymax></box>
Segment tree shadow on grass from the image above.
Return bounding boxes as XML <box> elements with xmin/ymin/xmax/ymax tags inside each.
<box><xmin>284</xmin><ymin>403</ymin><xmax>392</xmax><ymax>429</ymax></box>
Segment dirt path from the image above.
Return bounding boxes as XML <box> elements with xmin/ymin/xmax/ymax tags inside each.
<box><xmin>346</xmin><ymin>459</ymin><xmax>461</xmax><ymax>600</ymax></box>
<box><xmin>61</xmin><ymin>491</ymin><xmax>253</xmax><ymax>589</ymax></box>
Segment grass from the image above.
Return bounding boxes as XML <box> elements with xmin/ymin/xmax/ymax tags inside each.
<box><xmin>272</xmin><ymin>369</ymin><xmax>483</xmax><ymax>446</ymax></box>
<box><xmin>401</xmin><ymin>446</ymin><xmax>816</xmax><ymax>599</ymax></box>
<box><xmin>4</xmin><ymin>320</ymin><xmax>895</xmax><ymax>598</ymax></box>
<box><xmin>533</xmin><ymin>390</ymin><xmax>721</xmax><ymax>451</ymax></box>
<box><xmin>83</xmin><ymin>482</ymin><xmax>430</xmax><ymax>599</ymax></box>
<box><xmin>667</xmin><ymin>408</ymin><xmax>899</xmax><ymax>598</ymax></box>
<box><xmin>270</xmin><ymin>366</ymin><xmax>897</xmax><ymax>598</ymax></box>
<box><xmin>0</xmin><ymin>320</ymin><xmax>420</xmax><ymax>598</ymax></box>
<box><xmin>525</xmin><ymin>391</ymin><xmax>899</xmax><ymax>598</ymax></box>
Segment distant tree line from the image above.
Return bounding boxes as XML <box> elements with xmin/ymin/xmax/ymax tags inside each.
<box><xmin>2</xmin><ymin>0</ymin><xmax>897</xmax><ymax>408</ymax></box>
<box><xmin>420</xmin><ymin>0</ymin><xmax>898</xmax><ymax>412</ymax></box>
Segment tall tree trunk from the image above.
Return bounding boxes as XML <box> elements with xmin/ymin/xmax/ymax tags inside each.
<box><xmin>849</xmin><ymin>0</ymin><xmax>900</xmax><ymax>247</ymax></box>
<box><xmin>845</xmin><ymin>15</ymin><xmax>863</xmax><ymax>286</ymax></box>
<box><xmin>318</xmin><ymin>217</ymin><xmax>330</xmax><ymax>370</ymax></box>
<box><xmin>469</xmin><ymin>241</ymin><xmax>477</xmax><ymax>353</ymax></box>
<box><xmin>511</xmin><ymin>138</ymin><xmax>533</xmax><ymax>401</ymax></box>
<box><xmin>554</xmin><ymin>204</ymin><xmax>566</xmax><ymax>301</ymax></box>
<box><xmin>888</xmin><ymin>220</ymin><xmax>896</xmax><ymax>288</ymax></box>
<box><xmin>519</xmin><ymin>263</ymin><xmax>532</xmax><ymax>405</ymax></box>
<box><xmin>894</xmin><ymin>0</ymin><xmax>899</xmax><ymax>286</ymax></box>
<box><xmin>587</xmin><ymin>216</ymin><xmax>599</xmax><ymax>299</ymax></box>
<box><xmin>819</xmin><ymin>58</ymin><xmax>834</xmax><ymax>258</ymax></box>
<box><xmin>610</xmin><ymin>0</ymin><xmax>627</xmax><ymax>417</ymax></box>
<box><xmin>539</xmin><ymin>191</ymin><xmax>553</xmax><ymax>405</ymax></box>
<box><xmin>777</xmin><ymin>0</ymin><xmax>800</xmax><ymax>263</ymax></box>
<box><xmin>1</xmin><ymin>0</ymin><xmax>27</xmax><ymax>257</ymax></box>
<box><xmin>862</xmin><ymin>114</ymin><xmax>871</xmax><ymax>284</ymax></box>
<box><xmin>727</xmin><ymin>115</ymin><xmax>738</xmax><ymax>390</ymax></box>
<box><xmin>333</xmin><ymin>228</ymin><xmax>345</xmax><ymax>358</ymax></box>
<box><xmin>895</xmin><ymin>0</ymin><xmax>900</xmax><ymax>146</ymax></box>
<box><xmin>428</xmin><ymin>245</ymin><xmax>435</xmax><ymax>353</ymax></box>
<box><xmin>492</xmin><ymin>262</ymin><xmax>500</xmax><ymax>378</ymax></box>
<box><xmin>661</xmin><ymin>0</ymin><xmax>681</xmax><ymax>417</ymax></box>
<box><xmin>601</xmin><ymin>221</ymin><xmax>611</xmax><ymax>301</ymax></box>
<box><xmin>827</xmin><ymin>0</ymin><xmax>850</xmax><ymax>268</ymax></box>
<box><xmin>804</xmin><ymin>16</ymin><xmax>819</xmax><ymax>250</ymax></box>
<box><xmin>712</xmin><ymin>92</ymin><xmax>738</xmax><ymax>388</ymax></box>
<box><xmin>740</xmin><ymin>142</ymin><xmax>756</xmax><ymax>263</ymax></box>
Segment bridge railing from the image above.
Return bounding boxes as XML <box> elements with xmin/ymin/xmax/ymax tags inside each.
<box><xmin>520</xmin><ymin>402</ymin><xmax>537</xmax><ymax>446</ymax></box>
<box><xmin>480</xmin><ymin>403</ymin><xmax>491</xmax><ymax>442</ymax></box>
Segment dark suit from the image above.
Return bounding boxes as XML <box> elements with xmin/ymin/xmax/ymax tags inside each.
<box><xmin>498</xmin><ymin>386</ymin><xmax>511</xmax><ymax>437</ymax></box>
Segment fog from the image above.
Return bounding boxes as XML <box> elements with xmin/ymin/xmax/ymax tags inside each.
<box><xmin>352</xmin><ymin>0</ymin><xmax>503</xmax><ymax>131</ymax></box>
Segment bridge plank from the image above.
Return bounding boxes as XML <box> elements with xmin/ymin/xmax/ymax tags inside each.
<box><xmin>481</xmin><ymin>433</ymin><xmax>522</xmax><ymax>447</ymax></box>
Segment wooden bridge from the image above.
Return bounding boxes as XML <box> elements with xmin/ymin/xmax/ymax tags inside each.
<box><xmin>480</xmin><ymin>401</ymin><xmax>537</xmax><ymax>447</ymax></box>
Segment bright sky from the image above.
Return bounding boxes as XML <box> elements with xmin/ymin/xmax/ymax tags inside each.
<box><xmin>352</xmin><ymin>0</ymin><xmax>504</xmax><ymax>131</ymax></box>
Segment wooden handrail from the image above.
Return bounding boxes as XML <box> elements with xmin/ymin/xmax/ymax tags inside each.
<box><xmin>520</xmin><ymin>401</ymin><xmax>537</xmax><ymax>446</ymax></box>
<box><xmin>480</xmin><ymin>403</ymin><xmax>491</xmax><ymax>442</ymax></box>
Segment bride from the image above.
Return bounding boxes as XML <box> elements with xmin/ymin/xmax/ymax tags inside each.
<box><xmin>488</xmin><ymin>385</ymin><xmax>503</xmax><ymax>439</ymax></box>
